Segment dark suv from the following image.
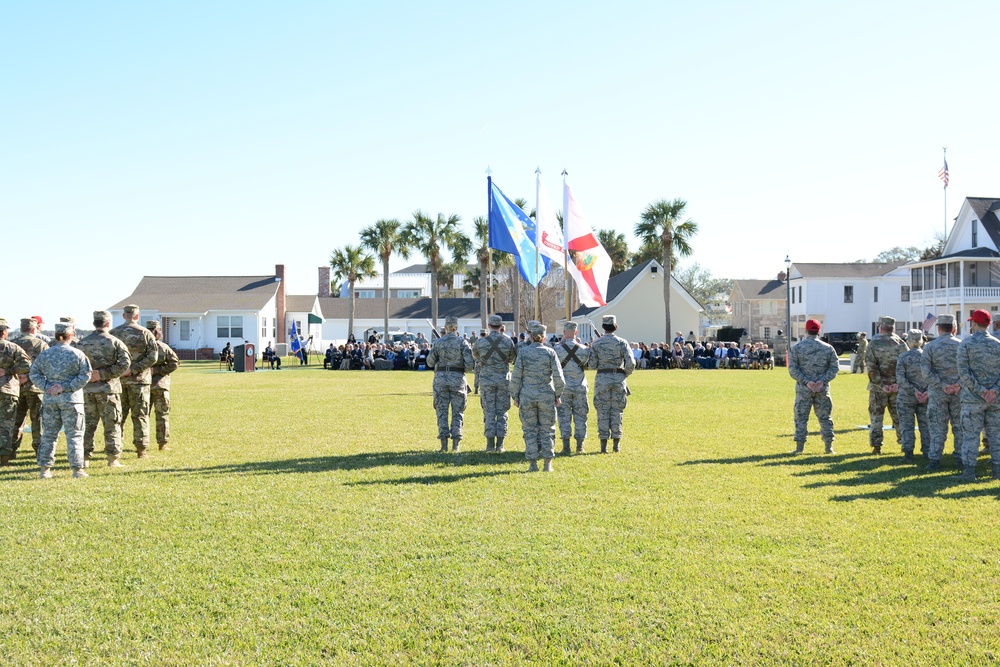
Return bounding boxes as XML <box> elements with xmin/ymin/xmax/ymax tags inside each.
<box><xmin>821</xmin><ymin>332</ymin><xmax>860</xmax><ymax>355</ymax></box>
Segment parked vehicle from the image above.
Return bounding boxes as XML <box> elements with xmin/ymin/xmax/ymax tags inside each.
<box><xmin>821</xmin><ymin>332</ymin><xmax>860</xmax><ymax>355</ymax></box>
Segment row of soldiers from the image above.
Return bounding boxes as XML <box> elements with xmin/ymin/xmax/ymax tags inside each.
<box><xmin>426</xmin><ymin>313</ymin><xmax>635</xmax><ymax>472</ymax></box>
<box><xmin>0</xmin><ymin>304</ymin><xmax>178</xmax><ymax>478</ymax></box>
<box><xmin>791</xmin><ymin>312</ymin><xmax>1000</xmax><ymax>482</ymax></box>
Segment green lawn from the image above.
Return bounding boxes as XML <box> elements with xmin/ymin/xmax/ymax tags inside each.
<box><xmin>1</xmin><ymin>363</ymin><xmax>998</xmax><ymax>666</ymax></box>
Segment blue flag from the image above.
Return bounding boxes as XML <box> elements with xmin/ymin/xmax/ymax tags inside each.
<box><xmin>488</xmin><ymin>179</ymin><xmax>551</xmax><ymax>287</ymax></box>
<box><xmin>289</xmin><ymin>321</ymin><xmax>303</xmax><ymax>361</ymax></box>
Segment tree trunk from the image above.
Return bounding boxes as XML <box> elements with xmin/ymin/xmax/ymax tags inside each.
<box><xmin>479</xmin><ymin>254</ymin><xmax>488</xmax><ymax>329</ymax></box>
<box><xmin>512</xmin><ymin>266</ymin><xmax>521</xmax><ymax>334</ymax></box>
<box><xmin>431</xmin><ymin>264</ymin><xmax>439</xmax><ymax>331</ymax></box>
<box><xmin>348</xmin><ymin>279</ymin><xmax>356</xmax><ymax>342</ymax></box>
<box><xmin>382</xmin><ymin>257</ymin><xmax>390</xmax><ymax>339</ymax></box>
<box><xmin>662</xmin><ymin>233</ymin><xmax>672</xmax><ymax>343</ymax></box>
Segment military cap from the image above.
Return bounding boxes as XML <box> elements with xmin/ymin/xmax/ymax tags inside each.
<box><xmin>805</xmin><ymin>319</ymin><xmax>821</xmax><ymax>333</ymax></box>
<box><xmin>93</xmin><ymin>310</ymin><xmax>111</xmax><ymax>323</ymax></box>
<box><xmin>905</xmin><ymin>329</ymin><xmax>923</xmax><ymax>344</ymax></box>
<box><xmin>527</xmin><ymin>320</ymin><xmax>540</xmax><ymax>328</ymax></box>
<box><xmin>21</xmin><ymin>318</ymin><xmax>34</xmax><ymax>329</ymax></box>
<box><xmin>31</xmin><ymin>315</ymin><xmax>44</xmax><ymax>325</ymax></box>
<box><xmin>444</xmin><ymin>315</ymin><xmax>458</xmax><ymax>327</ymax></box>
<box><xmin>602</xmin><ymin>315</ymin><xmax>617</xmax><ymax>327</ymax></box>
<box><xmin>123</xmin><ymin>304</ymin><xmax>140</xmax><ymax>315</ymax></box>
<box><xmin>487</xmin><ymin>314</ymin><xmax>502</xmax><ymax>327</ymax></box>
<box><xmin>146</xmin><ymin>320</ymin><xmax>161</xmax><ymax>331</ymax></box>
<box><xmin>937</xmin><ymin>314</ymin><xmax>955</xmax><ymax>325</ymax></box>
<box><xmin>563</xmin><ymin>321</ymin><xmax>579</xmax><ymax>332</ymax></box>
<box><xmin>55</xmin><ymin>322</ymin><xmax>75</xmax><ymax>334</ymax></box>
<box><xmin>529</xmin><ymin>323</ymin><xmax>547</xmax><ymax>336</ymax></box>
<box><xmin>878</xmin><ymin>316</ymin><xmax>895</xmax><ymax>328</ymax></box>
<box><xmin>968</xmin><ymin>309</ymin><xmax>991</xmax><ymax>326</ymax></box>
<box><xmin>993</xmin><ymin>312</ymin><xmax>1000</xmax><ymax>323</ymax></box>
<box><xmin>0</xmin><ymin>318</ymin><xmax>7</xmax><ymax>329</ymax></box>
<box><xmin>480</xmin><ymin>329</ymin><xmax>487</xmax><ymax>335</ymax></box>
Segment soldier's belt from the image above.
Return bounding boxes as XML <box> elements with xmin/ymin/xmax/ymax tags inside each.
<box><xmin>434</xmin><ymin>366</ymin><xmax>466</xmax><ymax>373</ymax></box>
<box><xmin>597</xmin><ymin>368</ymin><xmax>626</xmax><ymax>375</ymax></box>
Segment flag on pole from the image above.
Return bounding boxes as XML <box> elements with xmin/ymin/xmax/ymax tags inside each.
<box><xmin>938</xmin><ymin>160</ymin><xmax>949</xmax><ymax>187</ymax></box>
<box><xmin>488</xmin><ymin>179</ymin><xmax>550</xmax><ymax>287</ymax></box>
<box><xmin>921</xmin><ymin>312</ymin><xmax>937</xmax><ymax>332</ymax></box>
<box><xmin>562</xmin><ymin>180</ymin><xmax>612</xmax><ymax>307</ymax></box>
<box><xmin>289</xmin><ymin>320</ymin><xmax>303</xmax><ymax>361</ymax></box>
<box><xmin>535</xmin><ymin>173</ymin><xmax>564</xmax><ymax>267</ymax></box>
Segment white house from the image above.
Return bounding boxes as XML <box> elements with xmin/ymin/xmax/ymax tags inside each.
<box><xmin>318</xmin><ymin>297</ymin><xmax>486</xmax><ymax>343</ymax></box>
<box><xmin>787</xmin><ymin>262</ymin><xmax>912</xmax><ymax>340</ymax></box>
<box><xmin>562</xmin><ymin>260</ymin><xmax>703</xmax><ymax>343</ymax></box>
<box><xmin>906</xmin><ymin>197</ymin><xmax>1000</xmax><ymax>334</ymax></box>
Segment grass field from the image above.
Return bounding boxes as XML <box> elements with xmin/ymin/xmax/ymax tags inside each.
<box><xmin>2</xmin><ymin>362</ymin><xmax>999</xmax><ymax>666</ymax></box>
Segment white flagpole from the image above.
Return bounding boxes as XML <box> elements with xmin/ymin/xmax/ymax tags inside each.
<box><xmin>562</xmin><ymin>169</ymin><xmax>570</xmax><ymax>323</ymax></box>
<box><xmin>942</xmin><ymin>147</ymin><xmax>948</xmax><ymax>238</ymax></box>
<box><xmin>534</xmin><ymin>166</ymin><xmax>541</xmax><ymax>322</ymax></box>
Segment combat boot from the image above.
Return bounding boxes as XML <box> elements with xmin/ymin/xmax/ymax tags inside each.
<box><xmin>600</xmin><ymin>439</ymin><xmax>608</xmax><ymax>454</ymax></box>
<box><xmin>528</xmin><ymin>460</ymin><xmax>539</xmax><ymax>472</ymax></box>
<box><xmin>993</xmin><ymin>464</ymin><xmax>1000</xmax><ymax>480</ymax></box>
<box><xmin>561</xmin><ymin>438</ymin><xmax>571</xmax><ymax>455</ymax></box>
<box><xmin>136</xmin><ymin>447</ymin><xmax>149</xmax><ymax>459</ymax></box>
<box><xmin>0</xmin><ymin>455</ymin><xmax>10</xmax><ymax>467</ymax></box>
<box><xmin>927</xmin><ymin>460</ymin><xmax>942</xmax><ymax>471</ymax></box>
<box><xmin>496</xmin><ymin>437</ymin><xmax>506</xmax><ymax>453</ymax></box>
<box><xmin>72</xmin><ymin>468</ymin><xmax>89</xmax><ymax>479</ymax></box>
<box><xmin>452</xmin><ymin>438</ymin><xmax>461</xmax><ymax>452</ymax></box>
<box><xmin>824</xmin><ymin>442</ymin><xmax>836</xmax><ymax>455</ymax></box>
<box><xmin>107</xmin><ymin>456</ymin><xmax>124</xmax><ymax>468</ymax></box>
<box><xmin>903</xmin><ymin>451</ymin><xmax>915</xmax><ymax>463</ymax></box>
<box><xmin>576</xmin><ymin>439</ymin><xmax>584</xmax><ymax>454</ymax></box>
<box><xmin>439</xmin><ymin>438</ymin><xmax>449</xmax><ymax>453</ymax></box>
<box><xmin>39</xmin><ymin>467</ymin><xmax>52</xmax><ymax>479</ymax></box>
<box><xmin>159</xmin><ymin>444</ymin><xmax>171</xmax><ymax>451</ymax></box>
<box><xmin>872</xmin><ymin>445</ymin><xmax>882</xmax><ymax>455</ymax></box>
<box><xmin>543</xmin><ymin>458</ymin><xmax>553</xmax><ymax>472</ymax></box>
<box><xmin>792</xmin><ymin>443</ymin><xmax>804</xmax><ymax>455</ymax></box>
<box><xmin>955</xmin><ymin>465</ymin><xmax>977</xmax><ymax>483</ymax></box>
<box><xmin>486</xmin><ymin>437</ymin><xmax>495</xmax><ymax>452</ymax></box>
<box><xmin>613</xmin><ymin>439</ymin><xmax>621</xmax><ymax>453</ymax></box>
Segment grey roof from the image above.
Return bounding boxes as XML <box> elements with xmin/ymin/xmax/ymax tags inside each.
<box><xmin>285</xmin><ymin>295</ymin><xmax>318</xmax><ymax>312</ymax></box>
<box><xmin>734</xmin><ymin>279</ymin><xmax>786</xmax><ymax>299</ymax></box>
<box><xmin>792</xmin><ymin>262</ymin><xmax>901</xmax><ymax>278</ymax></box>
<box><xmin>966</xmin><ymin>197</ymin><xmax>1000</xmax><ymax>250</ymax></box>
<box><xmin>108</xmin><ymin>275</ymin><xmax>279</xmax><ymax>313</ymax></box>
<box><xmin>394</xmin><ymin>263</ymin><xmax>476</xmax><ymax>274</ymax></box>
<box><xmin>571</xmin><ymin>260</ymin><xmax>702</xmax><ymax>317</ymax></box>
<box><xmin>318</xmin><ymin>297</ymin><xmax>481</xmax><ymax>320</ymax></box>
<box><xmin>938</xmin><ymin>247</ymin><xmax>1000</xmax><ymax>259</ymax></box>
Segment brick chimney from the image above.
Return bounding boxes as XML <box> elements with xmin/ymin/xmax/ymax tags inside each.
<box><xmin>318</xmin><ymin>266</ymin><xmax>331</xmax><ymax>298</ymax></box>
<box><xmin>276</xmin><ymin>264</ymin><xmax>286</xmax><ymax>344</ymax></box>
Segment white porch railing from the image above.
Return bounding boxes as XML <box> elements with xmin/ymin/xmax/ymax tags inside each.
<box><xmin>910</xmin><ymin>287</ymin><xmax>1000</xmax><ymax>302</ymax></box>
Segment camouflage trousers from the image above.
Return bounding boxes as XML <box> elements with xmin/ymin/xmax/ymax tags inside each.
<box><xmin>851</xmin><ymin>355</ymin><xmax>866</xmax><ymax>374</ymax></box>
<box><xmin>868</xmin><ymin>389</ymin><xmax>899</xmax><ymax>448</ymax></box>
<box><xmin>896</xmin><ymin>398</ymin><xmax>929</xmax><ymax>455</ymax></box>
<box><xmin>927</xmin><ymin>391</ymin><xmax>963</xmax><ymax>463</ymax></box>
<box><xmin>793</xmin><ymin>386</ymin><xmax>834</xmax><ymax>446</ymax></box>
<box><xmin>519</xmin><ymin>393</ymin><xmax>557</xmax><ymax>461</ymax></box>
<box><xmin>960</xmin><ymin>401</ymin><xmax>1000</xmax><ymax>467</ymax></box>
<box><xmin>13</xmin><ymin>392</ymin><xmax>42</xmax><ymax>453</ymax></box>
<box><xmin>84</xmin><ymin>392</ymin><xmax>123</xmax><ymax>458</ymax></box>
<box><xmin>151</xmin><ymin>386</ymin><xmax>171</xmax><ymax>446</ymax></box>
<box><xmin>120</xmin><ymin>383</ymin><xmax>151</xmax><ymax>448</ymax></box>
<box><xmin>0</xmin><ymin>394</ymin><xmax>17</xmax><ymax>457</ymax></box>
<box><xmin>557</xmin><ymin>384</ymin><xmax>589</xmax><ymax>441</ymax></box>
<box><xmin>593</xmin><ymin>382</ymin><xmax>627</xmax><ymax>440</ymax></box>
<box><xmin>433</xmin><ymin>383</ymin><xmax>467</xmax><ymax>441</ymax></box>
<box><xmin>37</xmin><ymin>402</ymin><xmax>84</xmax><ymax>470</ymax></box>
<box><xmin>479</xmin><ymin>380</ymin><xmax>511</xmax><ymax>438</ymax></box>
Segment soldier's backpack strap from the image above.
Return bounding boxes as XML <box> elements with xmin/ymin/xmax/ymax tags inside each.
<box><xmin>480</xmin><ymin>335</ymin><xmax>503</xmax><ymax>363</ymax></box>
<box><xmin>560</xmin><ymin>342</ymin><xmax>585</xmax><ymax>369</ymax></box>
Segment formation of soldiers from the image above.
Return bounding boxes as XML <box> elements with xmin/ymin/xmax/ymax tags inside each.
<box><xmin>0</xmin><ymin>304</ymin><xmax>179</xmax><ymax>479</ymax></box>
<box><xmin>789</xmin><ymin>311</ymin><xmax>1000</xmax><ymax>482</ymax></box>
<box><xmin>428</xmin><ymin>314</ymin><xmax>634</xmax><ymax>472</ymax></box>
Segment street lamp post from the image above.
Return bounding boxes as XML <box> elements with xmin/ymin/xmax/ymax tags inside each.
<box><xmin>785</xmin><ymin>255</ymin><xmax>792</xmax><ymax>346</ymax></box>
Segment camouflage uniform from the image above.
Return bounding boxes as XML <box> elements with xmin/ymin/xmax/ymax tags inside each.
<box><xmin>76</xmin><ymin>322</ymin><xmax>131</xmax><ymax>460</ymax></box>
<box><xmin>471</xmin><ymin>316</ymin><xmax>517</xmax><ymax>451</ymax></box>
<box><xmin>150</xmin><ymin>336</ymin><xmax>180</xmax><ymax>448</ymax></box>
<box><xmin>110</xmin><ymin>306</ymin><xmax>158</xmax><ymax>455</ymax></box>
<box><xmin>587</xmin><ymin>316</ymin><xmax>636</xmax><ymax>452</ymax></box>
<box><xmin>895</xmin><ymin>330</ymin><xmax>929</xmax><ymax>458</ymax></box>
<box><xmin>0</xmin><ymin>330</ymin><xmax>32</xmax><ymax>462</ymax></box>
<box><xmin>852</xmin><ymin>334</ymin><xmax>868</xmax><ymax>373</ymax></box>
<box><xmin>426</xmin><ymin>318</ymin><xmax>475</xmax><ymax>451</ymax></box>
<box><xmin>787</xmin><ymin>332</ymin><xmax>839</xmax><ymax>452</ymax></box>
<box><xmin>29</xmin><ymin>337</ymin><xmax>93</xmax><ymax>472</ymax></box>
<box><xmin>864</xmin><ymin>318</ymin><xmax>907</xmax><ymax>451</ymax></box>
<box><xmin>920</xmin><ymin>319</ymin><xmax>963</xmax><ymax>465</ymax></box>
<box><xmin>10</xmin><ymin>322</ymin><xmax>48</xmax><ymax>454</ymax></box>
<box><xmin>957</xmin><ymin>328</ymin><xmax>1000</xmax><ymax>477</ymax></box>
<box><xmin>510</xmin><ymin>325</ymin><xmax>565</xmax><ymax>467</ymax></box>
<box><xmin>555</xmin><ymin>328</ymin><xmax>591</xmax><ymax>452</ymax></box>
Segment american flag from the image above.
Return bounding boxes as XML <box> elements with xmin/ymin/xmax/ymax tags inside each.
<box><xmin>938</xmin><ymin>160</ymin><xmax>949</xmax><ymax>187</ymax></box>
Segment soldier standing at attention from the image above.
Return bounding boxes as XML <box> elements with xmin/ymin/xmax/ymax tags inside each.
<box><xmin>147</xmin><ymin>321</ymin><xmax>180</xmax><ymax>451</ymax></box>
<box><xmin>0</xmin><ymin>319</ymin><xmax>32</xmax><ymax>467</ymax></box>
<box><xmin>426</xmin><ymin>316</ymin><xmax>475</xmax><ymax>452</ymax></box>
<box><xmin>955</xmin><ymin>309</ymin><xmax>1000</xmax><ymax>482</ymax></box>
<box><xmin>896</xmin><ymin>329</ymin><xmax>930</xmax><ymax>463</ymax></box>
<box><xmin>10</xmin><ymin>318</ymin><xmax>48</xmax><ymax>457</ymax></box>
<box><xmin>555</xmin><ymin>321</ymin><xmax>591</xmax><ymax>454</ymax></box>
<box><xmin>473</xmin><ymin>329</ymin><xmax>488</xmax><ymax>395</ymax></box>
<box><xmin>472</xmin><ymin>315</ymin><xmax>517</xmax><ymax>453</ymax></box>
<box><xmin>110</xmin><ymin>304</ymin><xmax>158</xmax><ymax>458</ymax></box>
<box><xmin>920</xmin><ymin>314</ymin><xmax>964</xmax><ymax>470</ymax></box>
<box><xmin>29</xmin><ymin>322</ymin><xmax>93</xmax><ymax>479</ymax></box>
<box><xmin>76</xmin><ymin>311</ymin><xmax>131</xmax><ymax>467</ymax></box>
<box><xmin>510</xmin><ymin>323</ymin><xmax>565</xmax><ymax>472</ymax></box>
<box><xmin>587</xmin><ymin>315</ymin><xmax>635</xmax><ymax>453</ymax></box>
<box><xmin>788</xmin><ymin>318</ymin><xmax>840</xmax><ymax>454</ymax></box>
<box><xmin>852</xmin><ymin>332</ymin><xmax>868</xmax><ymax>373</ymax></box>
<box><xmin>865</xmin><ymin>316</ymin><xmax>908</xmax><ymax>455</ymax></box>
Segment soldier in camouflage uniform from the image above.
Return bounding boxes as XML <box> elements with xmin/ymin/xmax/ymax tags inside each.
<box><xmin>471</xmin><ymin>315</ymin><xmax>517</xmax><ymax>453</ymax></box>
<box><xmin>76</xmin><ymin>311</ymin><xmax>131</xmax><ymax>467</ymax></box>
<box><xmin>788</xmin><ymin>318</ymin><xmax>839</xmax><ymax>454</ymax></box>
<box><xmin>587</xmin><ymin>315</ymin><xmax>635</xmax><ymax>453</ymax></box>
<box><xmin>29</xmin><ymin>322</ymin><xmax>93</xmax><ymax>479</ymax></box>
<box><xmin>920</xmin><ymin>314</ymin><xmax>964</xmax><ymax>469</ymax></box>
<box><xmin>426</xmin><ymin>315</ymin><xmax>475</xmax><ymax>452</ymax></box>
<box><xmin>11</xmin><ymin>318</ymin><xmax>48</xmax><ymax>456</ymax></box>
<box><xmin>896</xmin><ymin>329</ymin><xmax>930</xmax><ymax>462</ymax></box>
<box><xmin>110</xmin><ymin>304</ymin><xmax>159</xmax><ymax>458</ymax></box>
<box><xmin>955</xmin><ymin>310</ymin><xmax>1000</xmax><ymax>482</ymax></box>
<box><xmin>0</xmin><ymin>319</ymin><xmax>33</xmax><ymax>466</ymax></box>
<box><xmin>865</xmin><ymin>316</ymin><xmax>908</xmax><ymax>454</ymax></box>
<box><xmin>510</xmin><ymin>323</ymin><xmax>565</xmax><ymax>472</ymax></box>
<box><xmin>852</xmin><ymin>332</ymin><xmax>868</xmax><ymax>373</ymax></box>
<box><xmin>982</xmin><ymin>313</ymin><xmax>1000</xmax><ymax>455</ymax></box>
<box><xmin>147</xmin><ymin>320</ymin><xmax>180</xmax><ymax>451</ymax></box>
<box><xmin>555</xmin><ymin>321</ymin><xmax>591</xmax><ymax>454</ymax></box>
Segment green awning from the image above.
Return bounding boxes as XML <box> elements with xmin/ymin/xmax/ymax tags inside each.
<box><xmin>308</xmin><ymin>313</ymin><xmax>323</xmax><ymax>325</ymax></box>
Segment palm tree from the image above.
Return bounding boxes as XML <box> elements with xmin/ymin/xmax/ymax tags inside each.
<box><xmin>403</xmin><ymin>211</ymin><xmax>469</xmax><ymax>330</ymax></box>
<box><xmin>597</xmin><ymin>229</ymin><xmax>631</xmax><ymax>277</ymax></box>
<box><xmin>329</xmin><ymin>244</ymin><xmax>377</xmax><ymax>342</ymax></box>
<box><xmin>360</xmin><ymin>218</ymin><xmax>410</xmax><ymax>340</ymax></box>
<box><xmin>635</xmin><ymin>198</ymin><xmax>699</xmax><ymax>341</ymax></box>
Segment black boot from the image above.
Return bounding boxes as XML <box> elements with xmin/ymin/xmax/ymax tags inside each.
<box><xmin>439</xmin><ymin>438</ymin><xmax>449</xmax><ymax>453</ymax></box>
<box><xmin>561</xmin><ymin>438</ymin><xmax>571</xmax><ymax>455</ymax></box>
<box><xmin>486</xmin><ymin>437</ymin><xmax>495</xmax><ymax>452</ymax></box>
<box><xmin>600</xmin><ymin>439</ymin><xmax>608</xmax><ymax>454</ymax></box>
<box><xmin>612</xmin><ymin>439</ymin><xmax>620</xmax><ymax>453</ymax></box>
<box><xmin>824</xmin><ymin>441</ymin><xmax>835</xmax><ymax>455</ymax></box>
<box><xmin>903</xmin><ymin>450</ymin><xmax>915</xmax><ymax>463</ymax></box>
<box><xmin>993</xmin><ymin>464</ymin><xmax>1000</xmax><ymax>480</ymax></box>
<box><xmin>496</xmin><ymin>437</ymin><xmax>506</xmax><ymax>453</ymax></box>
<box><xmin>576</xmin><ymin>439</ymin><xmax>584</xmax><ymax>453</ymax></box>
<box><xmin>452</xmin><ymin>438</ymin><xmax>461</xmax><ymax>452</ymax></box>
<box><xmin>955</xmin><ymin>465</ymin><xmax>977</xmax><ymax>482</ymax></box>
<box><xmin>793</xmin><ymin>442</ymin><xmax>804</xmax><ymax>455</ymax></box>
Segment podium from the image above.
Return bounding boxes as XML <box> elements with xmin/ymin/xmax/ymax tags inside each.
<box><xmin>234</xmin><ymin>343</ymin><xmax>256</xmax><ymax>373</ymax></box>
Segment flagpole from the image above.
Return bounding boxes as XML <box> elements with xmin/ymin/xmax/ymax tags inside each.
<box><xmin>562</xmin><ymin>169</ymin><xmax>570</xmax><ymax>324</ymax></box>
<box><xmin>942</xmin><ymin>147</ymin><xmax>948</xmax><ymax>238</ymax></box>
<box><xmin>534</xmin><ymin>166</ymin><xmax>541</xmax><ymax>322</ymax></box>
<box><xmin>487</xmin><ymin>166</ymin><xmax>493</xmax><ymax>318</ymax></box>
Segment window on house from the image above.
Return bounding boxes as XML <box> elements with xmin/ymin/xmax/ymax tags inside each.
<box><xmin>924</xmin><ymin>266</ymin><xmax>933</xmax><ymax>290</ymax></box>
<box><xmin>949</xmin><ymin>262</ymin><xmax>960</xmax><ymax>288</ymax></box>
<box><xmin>970</xmin><ymin>262</ymin><xmax>978</xmax><ymax>287</ymax></box>
<box><xmin>261</xmin><ymin>316</ymin><xmax>267</xmax><ymax>338</ymax></box>
<box><xmin>935</xmin><ymin>264</ymin><xmax>946</xmax><ymax>289</ymax></box>
<box><xmin>911</xmin><ymin>268</ymin><xmax>922</xmax><ymax>291</ymax></box>
<box><xmin>844</xmin><ymin>286</ymin><xmax>853</xmax><ymax>303</ymax></box>
<box><xmin>797</xmin><ymin>286</ymin><xmax>802</xmax><ymax>302</ymax></box>
<box><xmin>217</xmin><ymin>315</ymin><xmax>243</xmax><ymax>339</ymax></box>
<box><xmin>355</xmin><ymin>290</ymin><xmax>376</xmax><ymax>299</ymax></box>
<box><xmin>396</xmin><ymin>290</ymin><xmax>421</xmax><ymax>298</ymax></box>
<box><xmin>901</xmin><ymin>286</ymin><xmax>910</xmax><ymax>302</ymax></box>
<box><xmin>791</xmin><ymin>289</ymin><xmax>795</xmax><ymax>305</ymax></box>
<box><xmin>973</xmin><ymin>219</ymin><xmax>979</xmax><ymax>247</ymax></box>
<box><xmin>180</xmin><ymin>321</ymin><xmax>191</xmax><ymax>341</ymax></box>
<box><xmin>763</xmin><ymin>326</ymin><xmax>771</xmax><ymax>340</ymax></box>
<box><xmin>873</xmin><ymin>286</ymin><xmax>878</xmax><ymax>303</ymax></box>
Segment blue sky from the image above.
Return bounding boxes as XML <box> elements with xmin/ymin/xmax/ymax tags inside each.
<box><xmin>3</xmin><ymin>1</ymin><xmax>997</xmax><ymax>325</ymax></box>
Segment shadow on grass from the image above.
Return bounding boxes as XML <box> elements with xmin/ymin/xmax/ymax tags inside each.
<box><xmin>774</xmin><ymin>427</ymin><xmax>870</xmax><ymax>439</ymax></box>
